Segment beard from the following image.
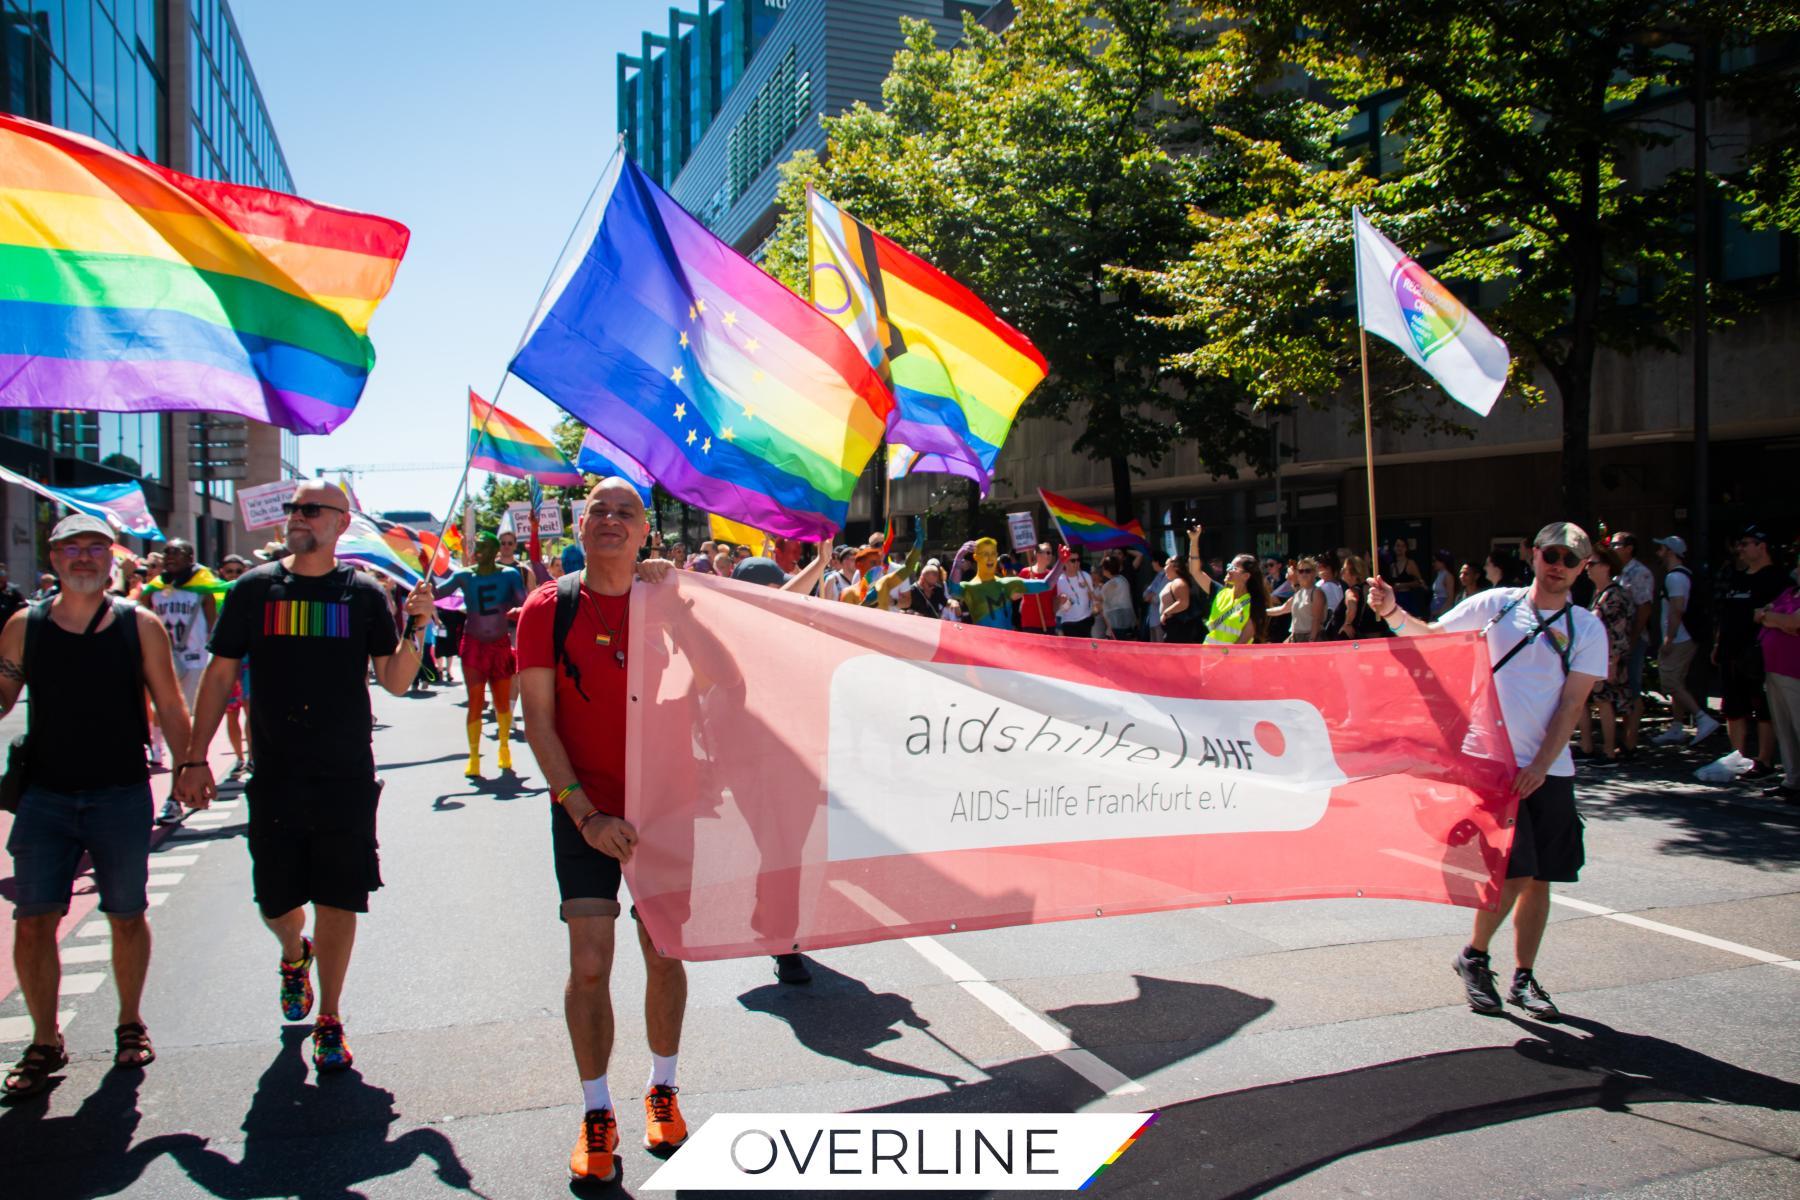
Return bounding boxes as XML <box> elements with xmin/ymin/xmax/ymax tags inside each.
<box><xmin>286</xmin><ymin>527</ymin><xmax>317</xmax><ymax>554</ymax></box>
<box><xmin>60</xmin><ymin>571</ymin><xmax>106</xmax><ymax>595</ymax></box>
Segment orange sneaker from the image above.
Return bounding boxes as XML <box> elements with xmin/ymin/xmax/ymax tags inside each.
<box><xmin>570</xmin><ymin>1107</ymin><xmax>621</xmax><ymax>1184</ymax></box>
<box><xmin>643</xmin><ymin>1084</ymin><xmax>688</xmax><ymax>1154</ymax></box>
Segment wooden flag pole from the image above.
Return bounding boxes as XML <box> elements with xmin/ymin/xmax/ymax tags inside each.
<box><xmin>1359</xmin><ymin>326</ymin><xmax>1379</xmax><ymax>565</ymax></box>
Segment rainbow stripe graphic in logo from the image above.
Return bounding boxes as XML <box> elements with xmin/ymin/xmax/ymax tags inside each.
<box><xmin>1389</xmin><ymin>258</ymin><xmax>1469</xmax><ymax>360</ymax></box>
<box><xmin>1079</xmin><ymin>1111</ymin><xmax>1159</xmax><ymax>1189</ymax></box>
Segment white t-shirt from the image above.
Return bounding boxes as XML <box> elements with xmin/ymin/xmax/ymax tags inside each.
<box><xmin>820</xmin><ymin>569</ymin><xmax>856</xmax><ymax>604</ymax></box>
<box><xmin>1318</xmin><ymin>579</ymin><xmax>1345</xmax><ymax>613</ymax></box>
<box><xmin>1661</xmin><ymin>567</ymin><xmax>1692</xmax><ymax>644</ymax></box>
<box><xmin>151</xmin><ymin>587</ymin><xmax>211</xmax><ymax>673</ymax></box>
<box><xmin>1057</xmin><ymin>572</ymin><xmax>1096</xmax><ymax>623</ymax></box>
<box><xmin>1436</xmin><ymin>587</ymin><xmax>1609</xmax><ymax>776</ymax></box>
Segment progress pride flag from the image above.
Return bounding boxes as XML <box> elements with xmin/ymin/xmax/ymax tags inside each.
<box><xmin>624</xmin><ymin>574</ymin><xmax>1518</xmax><ymax>961</ymax></box>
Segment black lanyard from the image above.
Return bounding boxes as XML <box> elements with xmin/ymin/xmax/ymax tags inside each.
<box><xmin>1484</xmin><ymin>592</ymin><xmax>1575</xmax><ymax>677</ymax></box>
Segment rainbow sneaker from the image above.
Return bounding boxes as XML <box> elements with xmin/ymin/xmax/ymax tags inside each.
<box><xmin>570</xmin><ymin>1108</ymin><xmax>621</xmax><ymax>1184</ymax></box>
<box><xmin>279</xmin><ymin>936</ymin><xmax>315</xmax><ymax>1021</ymax></box>
<box><xmin>311</xmin><ymin>1015</ymin><xmax>353</xmax><ymax>1072</ymax></box>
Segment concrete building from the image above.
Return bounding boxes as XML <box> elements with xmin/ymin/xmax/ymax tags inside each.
<box><xmin>0</xmin><ymin>0</ymin><xmax>302</xmax><ymax>574</ymax></box>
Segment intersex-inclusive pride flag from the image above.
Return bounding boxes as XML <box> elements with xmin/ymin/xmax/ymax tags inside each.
<box><xmin>0</xmin><ymin>463</ymin><xmax>164</xmax><ymax>541</ymax></box>
<box><xmin>622</xmin><ymin>574</ymin><xmax>1518</xmax><ymax>961</ymax></box>
<box><xmin>1039</xmin><ymin>486</ymin><xmax>1149</xmax><ymax>553</ymax></box>
<box><xmin>576</xmin><ymin>428</ymin><xmax>654</xmax><ymax>504</ymax></box>
<box><xmin>0</xmin><ymin>114</ymin><xmax>409</xmax><ymax>434</ymax></box>
<box><xmin>510</xmin><ymin>155</ymin><xmax>892</xmax><ymax>540</ymax></box>
<box><xmin>1353</xmin><ymin>209</ymin><xmax>1509</xmax><ymax>417</ymax></box>
<box><xmin>468</xmin><ymin>390</ymin><xmax>584</xmax><ymax>486</ymax></box>
<box><xmin>806</xmin><ymin>189</ymin><xmax>1047</xmax><ymax>492</ymax></box>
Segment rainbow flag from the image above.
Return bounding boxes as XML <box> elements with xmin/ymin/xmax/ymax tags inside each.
<box><xmin>468</xmin><ymin>389</ymin><xmax>584</xmax><ymax>486</ymax></box>
<box><xmin>576</xmin><ymin>428</ymin><xmax>654</xmax><ymax>503</ymax></box>
<box><xmin>509</xmin><ymin>155</ymin><xmax>891</xmax><ymax>539</ymax></box>
<box><xmin>807</xmin><ymin>189</ymin><xmax>1046</xmax><ymax>493</ymax></box>
<box><xmin>1039</xmin><ymin>487</ymin><xmax>1149</xmax><ymax>553</ymax></box>
<box><xmin>337</xmin><ymin>512</ymin><xmax>422</xmax><ymax>588</ymax></box>
<box><xmin>0</xmin><ymin>114</ymin><xmax>409</xmax><ymax>434</ymax></box>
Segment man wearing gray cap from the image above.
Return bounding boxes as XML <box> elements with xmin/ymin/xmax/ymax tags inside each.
<box><xmin>1650</xmin><ymin>536</ymin><xmax>1720</xmax><ymax>746</ymax></box>
<box><xmin>0</xmin><ymin>514</ymin><xmax>194</xmax><ymax>1100</ymax></box>
<box><xmin>1370</xmin><ymin>521</ymin><xmax>1607</xmax><ymax>1022</ymax></box>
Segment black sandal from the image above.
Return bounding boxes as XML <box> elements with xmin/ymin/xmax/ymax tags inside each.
<box><xmin>114</xmin><ymin>1022</ymin><xmax>155</xmax><ymax>1069</ymax></box>
<box><xmin>3</xmin><ymin>1037</ymin><xmax>68</xmax><ymax>1102</ymax></box>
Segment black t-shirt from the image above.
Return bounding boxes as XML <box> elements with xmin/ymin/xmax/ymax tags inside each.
<box><xmin>209</xmin><ymin>561</ymin><xmax>399</xmax><ymax>779</ymax></box>
<box><xmin>1718</xmin><ymin>564</ymin><xmax>1787</xmax><ymax>653</ymax></box>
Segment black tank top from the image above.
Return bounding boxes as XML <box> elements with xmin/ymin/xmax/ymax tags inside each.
<box><xmin>27</xmin><ymin>605</ymin><xmax>149</xmax><ymax>792</ymax></box>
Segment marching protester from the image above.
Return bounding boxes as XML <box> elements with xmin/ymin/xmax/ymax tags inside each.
<box><xmin>1268</xmin><ymin>557</ymin><xmax>1325</xmax><ymax>642</ymax></box>
<box><xmin>1430</xmin><ymin>550</ymin><xmax>1457</xmax><ymax>619</ymax></box>
<box><xmin>142</xmin><ymin>539</ymin><xmax>221</xmax><ymax>810</ymax></box>
<box><xmin>1056</xmin><ymin>551</ymin><xmax>1099</xmax><ymax>638</ymax></box>
<box><xmin>0</xmin><ymin>515</ymin><xmax>194</xmax><ymax>1100</ymax></box>
<box><xmin>947</xmin><ymin>538</ymin><xmax>1064</xmax><ymax>630</ymax></box>
<box><xmin>1649</xmin><ymin>536</ymin><xmax>1720</xmax><ymax>746</ymax></box>
<box><xmin>1338</xmin><ymin>555</ymin><xmax>1388</xmax><ymax>640</ymax></box>
<box><xmin>1141</xmin><ymin>554</ymin><xmax>1170</xmax><ymax>641</ymax></box>
<box><xmin>515</xmin><ymin>479</ymin><xmax>686</xmax><ymax>1184</ymax></box>
<box><xmin>1192</xmin><ymin>548</ymin><xmax>1272</xmax><ymax>646</ymax></box>
<box><xmin>1715</xmin><ymin>525</ymin><xmax>1786</xmax><ymax>780</ymax></box>
<box><xmin>1017</xmin><ymin>543</ymin><xmax>1061</xmax><ymax>635</ymax></box>
<box><xmin>1371</xmin><ymin>522</ymin><xmax>1606</xmax><ymax>1021</ymax></box>
<box><xmin>1382</xmin><ymin>536</ymin><xmax>1429</xmax><ymax>619</ymax></box>
<box><xmin>433</xmin><ymin>533</ymin><xmax>529</xmax><ymax>777</ymax></box>
<box><xmin>1096</xmin><ymin>554</ymin><xmax>1138</xmax><ymax>639</ymax></box>
<box><xmin>902</xmin><ymin>558</ymin><xmax>949</xmax><ymax>619</ymax></box>
<box><xmin>1609</xmin><ymin>532</ymin><xmax>1655</xmax><ymax>758</ymax></box>
<box><xmin>1755</xmin><ymin>555</ymin><xmax>1800</xmax><ymax>801</ymax></box>
<box><xmin>819</xmin><ymin>545</ymin><xmax>858</xmax><ymax>603</ymax></box>
<box><xmin>1158</xmin><ymin>554</ymin><xmax>1205</xmax><ymax>643</ymax></box>
<box><xmin>1577</xmin><ymin>545</ymin><xmax>1634</xmax><ymax>767</ymax></box>
<box><xmin>177</xmin><ymin>481</ymin><xmax>435</xmax><ymax>1074</ymax></box>
<box><xmin>1456</xmin><ymin>561</ymin><xmax>1485</xmax><ymax>606</ymax></box>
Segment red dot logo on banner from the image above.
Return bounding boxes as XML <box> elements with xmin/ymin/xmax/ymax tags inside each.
<box><xmin>1254</xmin><ymin>721</ymin><xmax>1286</xmax><ymax>758</ymax></box>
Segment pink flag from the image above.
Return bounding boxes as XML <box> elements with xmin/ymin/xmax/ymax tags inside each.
<box><xmin>625</xmin><ymin>576</ymin><xmax>1518</xmax><ymax>961</ymax></box>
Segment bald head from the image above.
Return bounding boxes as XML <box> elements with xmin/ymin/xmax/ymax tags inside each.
<box><xmin>580</xmin><ymin>478</ymin><xmax>651</xmax><ymax>565</ymax></box>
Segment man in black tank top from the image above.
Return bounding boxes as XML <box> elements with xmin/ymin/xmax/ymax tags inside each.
<box><xmin>175</xmin><ymin>481</ymin><xmax>435</xmax><ymax>1075</ymax></box>
<box><xmin>0</xmin><ymin>515</ymin><xmax>195</xmax><ymax>1101</ymax></box>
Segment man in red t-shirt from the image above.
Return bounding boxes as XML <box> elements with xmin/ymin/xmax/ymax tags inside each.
<box><xmin>516</xmin><ymin>478</ymin><xmax>683</xmax><ymax>1185</ymax></box>
<box><xmin>1017</xmin><ymin>542</ymin><xmax>1060</xmax><ymax>634</ymax></box>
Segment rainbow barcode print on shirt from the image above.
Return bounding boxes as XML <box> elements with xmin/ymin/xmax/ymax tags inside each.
<box><xmin>264</xmin><ymin>599</ymin><xmax>352</xmax><ymax>638</ymax></box>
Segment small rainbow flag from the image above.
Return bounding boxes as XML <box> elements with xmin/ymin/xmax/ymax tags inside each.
<box><xmin>337</xmin><ymin>512</ymin><xmax>423</xmax><ymax>588</ymax></box>
<box><xmin>1039</xmin><ymin>487</ymin><xmax>1149</xmax><ymax>553</ymax></box>
<box><xmin>0</xmin><ymin>114</ymin><xmax>409</xmax><ymax>434</ymax></box>
<box><xmin>468</xmin><ymin>389</ymin><xmax>584</xmax><ymax>486</ymax></box>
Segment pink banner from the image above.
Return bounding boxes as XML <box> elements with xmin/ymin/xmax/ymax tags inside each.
<box><xmin>625</xmin><ymin>575</ymin><xmax>1518</xmax><ymax>961</ymax></box>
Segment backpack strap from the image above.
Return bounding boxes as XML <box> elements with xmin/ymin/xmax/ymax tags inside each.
<box><xmin>552</xmin><ymin>572</ymin><xmax>587</xmax><ymax>702</ymax></box>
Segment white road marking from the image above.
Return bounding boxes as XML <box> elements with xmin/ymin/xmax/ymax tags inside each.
<box><xmin>60</xmin><ymin>943</ymin><xmax>111</xmax><ymax>965</ymax></box>
<box><xmin>184</xmin><ymin>813</ymin><xmax>232</xmax><ymax>825</ymax></box>
<box><xmin>58</xmin><ymin>973</ymin><xmax>105</xmax><ymax>995</ymax></box>
<box><xmin>832</xmin><ymin>880</ymin><xmax>1145</xmax><ymax>1098</ymax></box>
<box><xmin>145</xmin><ymin>872</ymin><xmax>185</xmax><ymax>887</ymax></box>
<box><xmin>77</xmin><ymin>922</ymin><xmax>111</xmax><ymax>939</ymax></box>
<box><xmin>151</xmin><ymin>854</ymin><xmax>200</xmax><ymax>867</ymax></box>
<box><xmin>1552</xmin><ymin>895</ymin><xmax>1800</xmax><ymax>970</ymax></box>
<box><xmin>0</xmin><ymin>1011</ymin><xmax>73</xmax><ymax>1044</ymax></box>
<box><xmin>147</xmin><ymin>893</ymin><xmax>168</xmax><ymax>907</ymax></box>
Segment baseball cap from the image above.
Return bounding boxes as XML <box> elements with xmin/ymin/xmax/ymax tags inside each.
<box><xmin>1653</xmin><ymin>535</ymin><xmax>1687</xmax><ymax>557</ymax></box>
<box><xmin>1532</xmin><ymin>521</ymin><xmax>1593</xmax><ymax>560</ymax></box>
<box><xmin>49</xmin><ymin>513</ymin><xmax>115</xmax><ymax>543</ymax></box>
<box><xmin>731</xmin><ymin>557</ymin><xmax>789</xmax><ymax>587</ymax></box>
<box><xmin>1738</xmin><ymin>524</ymin><xmax>1771</xmax><ymax>545</ymax></box>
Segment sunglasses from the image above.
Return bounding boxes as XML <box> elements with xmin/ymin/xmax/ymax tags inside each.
<box><xmin>1538</xmin><ymin>547</ymin><xmax>1583</xmax><ymax>568</ymax></box>
<box><xmin>282</xmin><ymin>502</ymin><xmax>346</xmax><ymax>518</ymax></box>
<box><xmin>56</xmin><ymin>543</ymin><xmax>112</xmax><ymax>560</ymax></box>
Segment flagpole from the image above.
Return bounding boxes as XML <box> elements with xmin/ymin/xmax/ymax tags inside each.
<box><xmin>429</xmin><ymin>138</ymin><xmax>626</xmax><ymax>564</ymax></box>
<box><xmin>1351</xmin><ymin>208</ymin><xmax>1379</xmax><ymax>565</ymax></box>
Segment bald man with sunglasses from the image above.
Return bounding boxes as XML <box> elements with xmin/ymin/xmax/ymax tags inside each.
<box><xmin>1369</xmin><ymin>521</ymin><xmax>1607</xmax><ymax>1023</ymax></box>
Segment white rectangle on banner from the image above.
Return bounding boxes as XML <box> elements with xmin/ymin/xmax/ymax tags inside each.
<box><xmin>570</xmin><ymin>500</ymin><xmax>586</xmax><ymax>531</ymax></box>
<box><xmin>237</xmin><ymin>480</ymin><xmax>297</xmax><ymax>531</ymax></box>
<box><xmin>826</xmin><ymin>659</ymin><xmax>1345</xmax><ymax>862</ymax></box>
<box><xmin>1006</xmin><ymin>511</ymin><xmax>1037</xmax><ymax>552</ymax></box>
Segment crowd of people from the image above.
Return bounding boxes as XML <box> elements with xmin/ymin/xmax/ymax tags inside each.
<box><xmin>2</xmin><ymin>482</ymin><xmax>1796</xmax><ymax>1186</ymax></box>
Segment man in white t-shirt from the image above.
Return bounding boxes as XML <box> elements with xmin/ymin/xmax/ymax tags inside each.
<box><xmin>818</xmin><ymin>545</ymin><xmax>858</xmax><ymax>603</ymax></box>
<box><xmin>1368</xmin><ymin>521</ymin><xmax>1606</xmax><ymax>1022</ymax></box>
<box><xmin>1055</xmin><ymin>554</ymin><xmax>1098</xmax><ymax>638</ymax></box>
<box><xmin>1649</xmin><ymin>536</ymin><xmax>1722</xmax><ymax>746</ymax></box>
<box><xmin>142</xmin><ymin>539</ymin><xmax>218</xmax><ymax>823</ymax></box>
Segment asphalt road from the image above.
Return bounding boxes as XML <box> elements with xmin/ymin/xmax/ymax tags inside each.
<box><xmin>1</xmin><ymin>681</ymin><xmax>1795</xmax><ymax>1199</ymax></box>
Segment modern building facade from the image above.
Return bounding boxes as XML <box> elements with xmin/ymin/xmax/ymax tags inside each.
<box><xmin>0</xmin><ymin>0</ymin><xmax>300</xmax><ymax>574</ymax></box>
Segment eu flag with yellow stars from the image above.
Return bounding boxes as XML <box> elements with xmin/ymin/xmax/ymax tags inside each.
<box><xmin>509</xmin><ymin>155</ymin><xmax>893</xmax><ymax>539</ymax></box>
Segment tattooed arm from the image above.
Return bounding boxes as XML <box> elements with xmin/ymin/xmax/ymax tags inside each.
<box><xmin>0</xmin><ymin>609</ymin><xmax>28</xmax><ymax>718</ymax></box>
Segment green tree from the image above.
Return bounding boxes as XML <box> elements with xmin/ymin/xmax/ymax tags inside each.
<box><xmin>763</xmin><ymin>0</ymin><xmax>1280</xmax><ymax>525</ymax></box>
<box><xmin>1128</xmin><ymin>1</ymin><xmax>1800</xmax><ymax>526</ymax></box>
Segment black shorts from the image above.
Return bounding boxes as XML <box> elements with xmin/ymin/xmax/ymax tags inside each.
<box><xmin>550</xmin><ymin>800</ymin><xmax>633</xmax><ymax>922</ymax></box>
<box><xmin>1506</xmin><ymin>774</ymin><xmax>1584</xmax><ymax>883</ymax></box>
<box><xmin>1718</xmin><ymin>650</ymin><xmax>1769</xmax><ymax>721</ymax></box>
<box><xmin>246</xmin><ymin>775</ymin><xmax>383</xmax><ymax>918</ymax></box>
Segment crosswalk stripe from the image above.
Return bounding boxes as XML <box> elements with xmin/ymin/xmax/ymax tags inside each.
<box><xmin>60</xmin><ymin>943</ymin><xmax>110</xmax><ymax>965</ymax></box>
<box><xmin>145</xmin><ymin>872</ymin><xmax>186</xmax><ymax>887</ymax></box>
<box><xmin>58</xmin><ymin>973</ymin><xmax>105</xmax><ymax>996</ymax></box>
<box><xmin>0</xmin><ymin>1011</ymin><xmax>74</xmax><ymax>1044</ymax></box>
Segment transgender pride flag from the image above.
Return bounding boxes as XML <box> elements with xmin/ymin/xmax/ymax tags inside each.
<box><xmin>1353</xmin><ymin>210</ymin><xmax>1509</xmax><ymax>417</ymax></box>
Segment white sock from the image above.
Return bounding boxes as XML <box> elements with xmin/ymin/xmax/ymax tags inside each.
<box><xmin>648</xmin><ymin>1053</ymin><xmax>678</xmax><ymax>1090</ymax></box>
<box><xmin>581</xmin><ymin>1075</ymin><xmax>612</xmax><ymax>1114</ymax></box>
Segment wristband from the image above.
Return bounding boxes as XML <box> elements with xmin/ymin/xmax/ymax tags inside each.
<box><xmin>555</xmin><ymin>783</ymin><xmax>582</xmax><ymax>806</ymax></box>
<box><xmin>576</xmin><ymin>808</ymin><xmax>606</xmax><ymax>835</ymax></box>
<box><xmin>176</xmin><ymin>761</ymin><xmax>209</xmax><ymax>773</ymax></box>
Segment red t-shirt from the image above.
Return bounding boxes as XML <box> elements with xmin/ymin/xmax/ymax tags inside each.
<box><xmin>1018</xmin><ymin>565</ymin><xmax>1057</xmax><ymax>628</ymax></box>
<box><xmin>515</xmin><ymin>581</ymin><xmax>631</xmax><ymax>817</ymax></box>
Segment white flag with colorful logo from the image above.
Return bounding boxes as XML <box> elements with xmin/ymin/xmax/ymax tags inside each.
<box><xmin>1353</xmin><ymin>209</ymin><xmax>1509</xmax><ymax>417</ymax></box>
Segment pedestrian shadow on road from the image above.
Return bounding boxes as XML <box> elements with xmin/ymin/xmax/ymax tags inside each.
<box><xmin>0</xmin><ymin>1063</ymin><xmax>171</xmax><ymax>1199</ymax></box>
<box><xmin>149</xmin><ymin>1025</ymin><xmax>481</xmax><ymax>1199</ymax></box>
<box><xmin>1082</xmin><ymin>1010</ymin><xmax>1800</xmax><ymax>1199</ymax></box>
<box><xmin>1577</xmin><ymin>763</ymin><xmax>1800</xmax><ymax>868</ymax></box>
<box><xmin>433</xmin><ymin>770</ymin><xmax>544</xmax><ymax>809</ymax></box>
<box><xmin>845</xmin><ymin>976</ymin><xmax>1275</xmax><ymax>1114</ymax></box>
<box><xmin>739</xmin><ymin>960</ymin><xmax>969</xmax><ymax>1089</ymax></box>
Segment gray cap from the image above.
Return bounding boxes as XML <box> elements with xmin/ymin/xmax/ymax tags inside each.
<box><xmin>731</xmin><ymin>557</ymin><xmax>790</xmax><ymax>587</ymax></box>
<box><xmin>1533</xmin><ymin>521</ymin><xmax>1592</xmax><ymax>560</ymax></box>
<box><xmin>49</xmin><ymin>513</ymin><xmax>115</xmax><ymax>543</ymax></box>
<box><xmin>1654</xmin><ymin>535</ymin><xmax>1687</xmax><ymax>557</ymax></box>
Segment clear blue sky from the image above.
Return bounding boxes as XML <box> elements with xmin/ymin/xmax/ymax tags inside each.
<box><xmin>232</xmin><ymin>0</ymin><xmax>677</xmax><ymax>518</ymax></box>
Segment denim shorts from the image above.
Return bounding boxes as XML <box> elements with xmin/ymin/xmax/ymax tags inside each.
<box><xmin>7</xmin><ymin>781</ymin><xmax>153</xmax><ymax>919</ymax></box>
